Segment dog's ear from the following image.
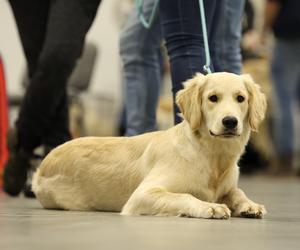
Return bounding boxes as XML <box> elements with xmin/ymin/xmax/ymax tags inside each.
<box><xmin>242</xmin><ymin>74</ymin><xmax>267</xmax><ymax>132</ymax></box>
<box><xmin>176</xmin><ymin>73</ymin><xmax>206</xmax><ymax>131</ymax></box>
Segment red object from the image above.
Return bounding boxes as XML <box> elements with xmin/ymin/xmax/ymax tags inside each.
<box><xmin>0</xmin><ymin>56</ymin><xmax>8</xmax><ymax>187</ymax></box>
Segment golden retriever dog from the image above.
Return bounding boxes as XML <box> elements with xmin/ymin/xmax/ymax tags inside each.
<box><xmin>32</xmin><ymin>72</ymin><xmax>267</xmax><ymax>219</ymax></box>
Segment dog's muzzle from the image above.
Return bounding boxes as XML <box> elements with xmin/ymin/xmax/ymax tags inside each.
<box><xmin>209</xmin><ymin>129</ymin><xmax>240</xmax><ymax>138</ymax></box>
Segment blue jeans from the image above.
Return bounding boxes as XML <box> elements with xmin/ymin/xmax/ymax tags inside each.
<box><xmin>271</xmin><ymin>39</ymin><xmax>300</xmax><ymax>157</ymax></box>
<box><xmin>214</xmin><ymin>0</ymin><xmax>244</xmax><ymax>74</ymax></box>
<box><xmin>120</xmin><ymin>1</ymin><xmax>162</xmax><ymax>136</ymax></box>
<box><xmin>159</xmin><ymin>0</ymin><xmax>244</xmax><ymax>123</ymax></box>
<box><xmin>121</xmin><ymin>0</ymin><xmax>244</xmax><ymax>134</ymax></box>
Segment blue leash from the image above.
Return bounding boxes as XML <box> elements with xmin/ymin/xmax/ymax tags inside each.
<box><xmin>198</xmin><ymin>0</ymin><xmax>212</xmax><ymax>74</ymax></box>
<box><xmin>135</xmin><ymin>0</ymin><xmax>212</xmax><ymax>74</ymax></box>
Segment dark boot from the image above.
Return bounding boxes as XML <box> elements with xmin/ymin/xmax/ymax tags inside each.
<box><xmin>23</xmin><ymin>145</ymin><xmax>55</xmax><ymax>198</ymax></box>
<box><xmin>23</xmin><ymin>182</ymin><xmax>36</xmax><ymax>198</ymax></box>
<box><xmin>23</xmin><ymin>161</ymin><xmax>38</xmax><ymax>198</ymax></box>
<box><xmin>3</xmin><ymin>129</ymin><xmax>31</xmax><ymax>196</ymax></box>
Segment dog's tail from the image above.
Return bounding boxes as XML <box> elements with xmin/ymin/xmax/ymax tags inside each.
<box><xmin>32</xmin><ymin>168</ymin><xmax>60</xmax><ymax>209</ymax></box>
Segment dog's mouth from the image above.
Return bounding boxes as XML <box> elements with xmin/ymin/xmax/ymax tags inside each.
<box><xmin>209</xmin><ymin>130</ymin><xmax>240</xmax><ymax>138</ymax></box>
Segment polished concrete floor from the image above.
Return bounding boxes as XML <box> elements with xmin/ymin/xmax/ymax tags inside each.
<box><xmin>1</xmin><ymin>176</ymin><xmax>300</xmax><ymax>250</ymax></box>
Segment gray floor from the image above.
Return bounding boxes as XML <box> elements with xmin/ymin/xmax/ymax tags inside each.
<box><xmin>1</xmin><ymin>176</ymin><xmax>300</xmax><ymax>250</ymax></box>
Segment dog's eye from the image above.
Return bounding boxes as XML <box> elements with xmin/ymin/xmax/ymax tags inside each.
<box><xmin>237</xmin><ymin>95</ymin><xmax>245</xmax><ymax>103</ymax></box>
<box><xmin>208</xmin><ymin>95</ymin><xmax>218</xmax><ymax>103</ymax></box>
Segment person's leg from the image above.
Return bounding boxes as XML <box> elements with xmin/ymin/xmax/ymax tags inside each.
<box><xmin>207</xmin><ymin>0</ymin><xmax>224</xmax><ymax>73</ymax></box>
<box><xmin>16</xmin><ymin>0</ymin><xmax>101</xmax><ymax>152</ymax></box>
<box><xmin>297</xmin><ymin>64</ymin><xmax>300</xmax><ymax>172</ymax></box>
<box><xmin>271</xmin><ymin>39</ymin><xmax>300</xmax><ymax>170</ymax></box>
<box><xmin>4</xmin><ymin>0</ymin><xmax>50</xmax><ymax>196</ymax></box>
<box><xmin>42</xmin><ymin>90</ymin><xmax>70</xmax><ymax>148</ymax></box>
<box><xmin>8</xmin><ymin>0</ymin><xmax>49</xmax><ymax>78</ymax></box>
<box><xmin>4</xmin><ymin>0</ymin><xmax>101</xmax><ymax>196</ymax></box>
<box><xmin>211</xmin><ymin>0</ymin><xmax>245</xmax><ymax>74</ymax></box>
<box><xmin>8</xmin><ymin>0</ymin><xmax>70</xmax><ymax>151</ymax></box>
<box><xmin>120</xmin><ymin>0</ymin><xmax>162</xmax><ymax>136</ymax></box>
<box><xmin>159</xmin><ymin>0</ymin><xmax>218</xmax><ymax>123</ymax></box>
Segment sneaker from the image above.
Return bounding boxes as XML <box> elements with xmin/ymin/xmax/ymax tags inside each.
<box><xmin>3</xmin><ymin>129</ymin><xmax>31</xmax><ymax>196</ymax></box>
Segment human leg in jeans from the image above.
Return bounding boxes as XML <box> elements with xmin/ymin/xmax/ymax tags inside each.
<box><xmin>271</xmin><ymin>39</ymin><xmax>300</xmax><ymax>171</ymax></box>
<box><xmin>159</xmin><ymin>0</ymin><xmax>221</xmax><ymax>123</ymax></box>
<box><xmin>4</xmin><ymin>0</ymin><xmax>101</xmax><ymax>196</ymax></box>
<box><xmin>120</xmin><ymin>0</ymin><xmax>162</xmax><ymax>136</ymax></box>
<box><xmin>121</xmin><ymin>0</ymin><xmax>243</xmax><ymax>132</ymax></box>
<box><xmin>213</xmin><ymin>0</ymin><xmax>245</xmax><ymax>74</ymax></box>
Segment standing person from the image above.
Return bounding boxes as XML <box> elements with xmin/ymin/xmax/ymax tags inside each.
<box><xmin>120</xmin><ymin>0</ymin><xmax>162</xmax><ymax>136</ymax></box>
<box><xmin>3</xmin><ymin>0</ymin><xmax>101</xmax><ymax>197</ymax></box>
<box><xmin>120</xmin><ymin>0</ymin><xmax>245</xmax><ymax>134</ymax></box>
<box><xmin>159</xmin><ymin>0</ymin><xmax>245</xmax><ymax>123</ymax></box>
<box><xmin>263</xmin><ymin>0</ymin><xmax>300</xmax><ymax>173</ymax></box>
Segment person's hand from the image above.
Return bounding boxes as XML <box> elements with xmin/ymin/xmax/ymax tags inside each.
<box><xmin>242</xmin><ymin>30</ymin><xmax>261</xmax><ymax>52</ymax></box>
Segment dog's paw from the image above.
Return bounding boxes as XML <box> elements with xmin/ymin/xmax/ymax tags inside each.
<box><xmin>235</xmin><ymin>202</ymin><xmax>267</xmax><ymax>219</ymax></box>
<box><xmin>202</xmin><ymin>203</ymin><xmax>231</xmax><ymax>219</ymax></box>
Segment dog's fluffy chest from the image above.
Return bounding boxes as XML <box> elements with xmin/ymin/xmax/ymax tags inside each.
<box><xmin>178</xmin><ymin>153</ymin><xmax>237</xmax><ymax>203</ymax></box>
<box><xmin>189</xmin><ymin>172</ymin><xmax>233</xmax><ymax>203</ymax></box>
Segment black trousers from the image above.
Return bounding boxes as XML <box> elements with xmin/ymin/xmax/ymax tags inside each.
<box><xmin>9</xmin><ymin>0</ymin><xmax>101</xmax><ymax>152</ymax></box>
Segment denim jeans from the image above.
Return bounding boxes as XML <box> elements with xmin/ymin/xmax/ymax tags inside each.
<box><xmin>159</xmin><ymin>0</ymin><xmax>244</xmax><ymax>123</ymax></box>
<box><xmin>121</xmin><ymin>0</ymin><xmax>244</xmax><ymax>134</ymax></box>
<box><xmin>120</xmin><ymin>0</ymin><xmax>162</xmax><ymax>136</ymax></box>
<box><xmin>214</xmin><ymin>0</ymin><xmax>244</xmax><ymax>74</ymax></box>
<box><xmin>271</xmin><ymin>38</ymin><xmax>300</xmax><ymax>157</ymax></box>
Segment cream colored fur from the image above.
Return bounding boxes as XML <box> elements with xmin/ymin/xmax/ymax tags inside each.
<box><xmin>32</xmin><ymin>72</ymin><xmax>267</xmax><ymax>219</ymax></box>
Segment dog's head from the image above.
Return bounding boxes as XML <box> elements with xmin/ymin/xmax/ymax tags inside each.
<box><xmin>176</xmin><ymin>72</ymin><xmax>267</xmax><ymax>138</ymax></box>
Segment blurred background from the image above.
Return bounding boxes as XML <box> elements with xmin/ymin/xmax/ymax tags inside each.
<box><xmin>0</xmin><ymin>0</ymin><xmax>299</xmax><ymax>180</ymax></box>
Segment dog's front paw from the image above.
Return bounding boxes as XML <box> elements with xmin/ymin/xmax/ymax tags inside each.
<box><xmin>235</xmin><ymin>202</ymin><xmax>267</xmax><ymax>219</ymax></box>
<box><xmin>202</xmin><ymin>203</ymin><xmax>231</xmax><ymax>219</ymax></box>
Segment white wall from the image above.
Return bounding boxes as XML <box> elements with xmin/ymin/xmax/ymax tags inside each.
<box><xmin>0</xmin><ymin>0</ymin><xmax>26</xmax><ymax>96</ymax></box>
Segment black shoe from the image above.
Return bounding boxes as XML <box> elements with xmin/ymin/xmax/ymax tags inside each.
<box><xmin>23</xmin><ymin>184</ymin><xmax>36</xmax><ymax>198</ymax></box>
<box><xmin>23</xmin><ymin>155</ymin><xmax>41</xmax><ymax>199</ymax></box>
<box><xmin>22</xmin><ymin>145</ymin><xmax>53</xmax><ymax>198</ymax></box>
<box><xmin>3</xmin><ymin>130</ymin><xmax>31</xmax><ymax>196</ymax></box>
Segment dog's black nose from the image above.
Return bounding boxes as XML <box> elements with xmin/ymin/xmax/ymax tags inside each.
<box><xmin>222</xmin><ymin>116</ymin><xmax>238</xmax><ymax>129</ymax></box>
